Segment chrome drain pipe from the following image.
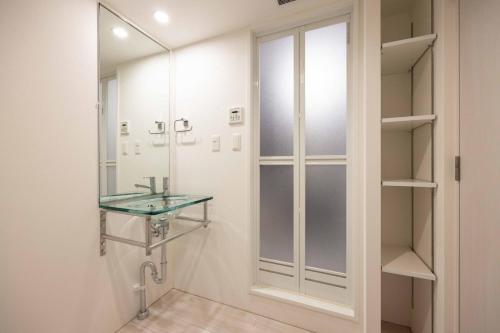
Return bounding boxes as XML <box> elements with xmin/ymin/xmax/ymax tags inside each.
<box><xmin>137</xmin><ymin>219</ymin><xmax>168</xmax><ymax>320</ymax></box>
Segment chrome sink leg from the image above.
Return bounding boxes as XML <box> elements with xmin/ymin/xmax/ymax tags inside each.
<box><xmin>145</xmin><ymin>216</ymin><xmax>152</xmax><ymax>256</ymax></box>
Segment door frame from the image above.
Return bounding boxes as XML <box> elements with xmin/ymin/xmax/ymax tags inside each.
<box><xmin>433</xmin><ymin>0</ymin><xmax>460</xmax><ymax>332</ymax></box>
<box><xmin>252</xmin><ymin>13</ymin><xmax>359</xmax><ymax>307</ymax></box>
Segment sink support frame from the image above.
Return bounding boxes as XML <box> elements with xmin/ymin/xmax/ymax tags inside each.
<box><xmin>99</xmin><ymin>201</ymin><xmax>210</xmax><ymax>256</ymax></box>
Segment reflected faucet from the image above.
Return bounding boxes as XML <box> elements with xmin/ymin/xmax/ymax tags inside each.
<box><xmin>135</xmin><ymin>176</ymin><xmax>156</xmax><ymax>194</ymax></box>
<box><xmin>162</xmin><ymin>177</ymin><xmax>169</xmax><ymax>196</ymax></box>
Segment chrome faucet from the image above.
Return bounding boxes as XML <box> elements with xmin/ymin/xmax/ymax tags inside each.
<box><xmin>162</xmin><ymin>177</ymin><xmax>170</xmax><ymax>196</ymax></box>
<box><xmin>135</xmin><ymin>176</ymin><xmax>156</xmax><ymax>194</ymax></box>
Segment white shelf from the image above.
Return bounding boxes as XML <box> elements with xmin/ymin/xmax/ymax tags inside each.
<box><xmin>382</xmin><ymin>179</ymin><xmax>437</xmax><ymax>188</ymax></box>
<box><xmin>382</xmin><ymin>321</ymin><xmax>411</xmax><ymax>333</ymax></box>
<box><xmin>382</xmin><ymin>114</ymin><xmax>436</xmax><ymax>132</ymax></box>
<box><xmin>382</xmin><ymin>34</ymin><xmax>437</xmax><ymax>75</ymax></box>
<box><xmin>382</xmin><ymin>244</ymin><xmax>436</xmax><ymax>281</ymax></box>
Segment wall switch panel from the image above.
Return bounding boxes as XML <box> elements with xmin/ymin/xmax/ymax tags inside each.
<box><xmin>232</xmin><ymin>133</ymin><xmax>241</xmax><ymax>151</ymax></box>
<box><xmin>211</xmin><ymin>135</ymin><xmax>220</xmax><ymax>152</ymax></box>
<box><xmin>120</xmin><ymin>121</ymin><xmax>130</xmax><ymax>135</ymax></box>
<box><xmin>122</xmin><ymin>142</ymin><xmax>128</xmax><ymax>155</ymax></box>
<box><xmin>134</xmin><ymin>141</ymin><xmax>141</xmax><ymax>155</ymax></box>
<box><xmin>229</xmin><ymin>107</ymin><xmax>244</xmax><ymax>125</ymax></box>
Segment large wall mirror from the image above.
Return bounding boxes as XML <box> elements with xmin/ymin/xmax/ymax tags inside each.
<box><xmin>98</xmin><ymin>5</ymin><xmax>170</xmax><ymax>198</ymax></box>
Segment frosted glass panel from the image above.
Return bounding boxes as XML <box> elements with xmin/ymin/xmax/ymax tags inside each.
<box><xmin>305</xmin><ymin>165</ymin><xmax>346</xmax><ymax>272</ymax></box>
<box><xmin>260</xmin><ymin>165</ymin><xmax>294</xmax><ymax>263</ymax></box>
<box><xmin>305</xmin><ymin>23</ymin><xmax>347</xmax><ymax>155</ymax></box>
<box><xmin>106</xmin><ymin>79</ymin><xmax>118</xmax><ymax>160</ymax></box>
<box><xmin>259</xmin><ymin>36</ymin><xmax>294</xmax><ymax>156</ymax></box>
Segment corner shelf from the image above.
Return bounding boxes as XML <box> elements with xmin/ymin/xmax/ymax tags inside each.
<box><xmin>382</xmin><ymin>179</ymin><xmax>437</xmax><ymax>188</ymax></box>
<box><xmin>382</xmin><ymin>114</ymin><xmax>436</xmax><ymax>132</ymax></box>
<box><xmin>382</xmin><ymin>244</ymin><xmax>436</xmax><ymax>281</ymax></box>
<box><xmin>382</xmin><ymin>34</ymin><xmax>437</xmax><ymax>75</ymax></box>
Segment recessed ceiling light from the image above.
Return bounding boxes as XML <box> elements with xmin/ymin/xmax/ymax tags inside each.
<box><xmin>154</xmin><ymin>10</ymin><xmax>169</xmax><ymax>24</ymax></box>
<box><xmin>112</xmin><ymin>27</ymin><xmax>128</xmax><ymax>39</ymax></box>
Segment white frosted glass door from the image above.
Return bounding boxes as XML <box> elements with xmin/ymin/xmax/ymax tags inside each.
<box><xmin>305</xmin><ymin>23</ymin><xmax>347</xmax><ymax>156</ymax></box>
<box><xmin>256</xmin><ymin>17</ymin><xmax>350</xmax><ymax>302</ymax></box>
<box><xmin>258</xmin><ymin>32</ymin><xmax>298</xmax><ymax>288</ymax></box>
<box><xmin>302</xmin><ymin>21</ymin><xmax>348</xmax><ymax>277</ymax></box>
<box><xmin>260</xmin><ymin>165</ymin><xmax>294</xmax><ymax>263</ymax></box>
<box><xmin>305</xmin><ymin>165</ymin><xmax>346</xmax><ymax>272</ymax></box>
<box><xmin>259</xmin><ymin>35</ymin><xmax>295</xmax><ymax>157</ymax></box>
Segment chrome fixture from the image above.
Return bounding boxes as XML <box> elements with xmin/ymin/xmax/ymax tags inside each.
<box><xmin>99</xmin><ymin>200</ymin><xmax>211</xmax><ymax>257</ymax></box>
<box><xmin>99</xmin><ymin>195</ymin><xmax>212</xmax><ymax>319</ymax></box>
<box><xmin>135</xmin><ymin>176</ymin><xmax>156</xmax><ymax>194</ymax></box>
<box><xmin>148</xmin><ymin>121</ymin><xmax>166</xmax><ymax>134</ymax></box>
<box><xmin>174</xmin><ymin>118</ymin><xmax>193</xmax><ymax>133</ymax></box>
<box><xmin>137</xmin><ymin>217</ymin><xmax>168</xmax><ymax>320</ymax></box>
<box><xmin>162</xmin><ymin>177</ymin><xmax>170</xmax><ymax>196</ymax></box>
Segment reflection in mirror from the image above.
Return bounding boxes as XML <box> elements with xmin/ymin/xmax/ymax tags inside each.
<box><xmin>98</xmin><ymin>5</ymin><xmax>170</xmax><ymax>199</ymax></box>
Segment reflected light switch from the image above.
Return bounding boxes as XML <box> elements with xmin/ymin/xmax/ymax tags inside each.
<box><xmin>122</xmin><ymin>142</ymin><xmax>128</xmax><ymax>155</ymax></box>
<box><xmin>211</xmin><ymin>135</ymin><xmax>220</xmax><ymax>152</ymax></box>
<box><xmin>232</xmin><ymin>133</ymin><xmax>241</xmax><ymax>151</ymax></box>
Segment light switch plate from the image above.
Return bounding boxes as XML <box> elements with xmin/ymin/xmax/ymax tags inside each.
<box><xmin>232</xmin><ymin>133</ymin><xmax>241</xmax><ymax>151</ymax></box>
<box><xmin>134</xmin><ymin>141</ymin><xmax>141</xmax><ymax>155</ymax></box>
<box><xmin>211</xmin><ymin>135</ymin><xmax>220</xmax><ymax>152</ymax></box>
<box><xmin>122</xmin><ymin>142</ymin><xmax>128</xmax><ymax>155</ymax></box>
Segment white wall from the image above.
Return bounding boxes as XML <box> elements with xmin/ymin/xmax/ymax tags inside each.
<box><xmin>0</xmin><ymin>1</ymin><xmax>171</xmax><ymax>332</ymax></box>
<box><xmin>171</xmin><ymin>29</ymin><xmax>361</xmax><ymax>333</ymax></box>
<box><xmin>116</xmin><ymin>52</ymin><xmax>170</xmax><ymax>193</ymax></box>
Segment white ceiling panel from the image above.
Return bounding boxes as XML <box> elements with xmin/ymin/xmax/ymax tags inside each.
<box><xmin>102</xmin><ymin>0</ymin><xmax>340</xmax><ymax>48</ymax></box>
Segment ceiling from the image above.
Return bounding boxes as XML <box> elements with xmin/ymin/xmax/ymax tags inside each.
<box><xmin>100</xmin><ymin>6</ymin><xmax>167</xmax><ymax>77</ymax></box>
<box><xmin>103</xmin><ymin>0</ymin><xmax>340</xmax><ymax>49</ymax></box>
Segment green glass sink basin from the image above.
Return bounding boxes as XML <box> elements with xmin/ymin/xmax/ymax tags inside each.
<box><xmin>99</xmin><ymin>193</ymin><xmax>213</xmax><ymax>216</ymax></box>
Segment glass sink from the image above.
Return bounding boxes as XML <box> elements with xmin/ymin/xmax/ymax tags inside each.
<box><xmin>99</xmin><ymin>193</ymin><xmax>213</xmax><ymax>216</ymax></box>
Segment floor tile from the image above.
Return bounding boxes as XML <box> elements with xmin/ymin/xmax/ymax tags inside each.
<box><xmin>120</xmin><ymin>290</ymin><xmax>313</xmax><ymax>333</ymax></box>
<box><xmin>118</xmin><ymin>321</ymin><xmax>156</xmax><ymax>333</ymax></box>
<box><xmin>182</xmin><ymin>325</ymin><xmax>214</xmax><ymax>333</ymax></box>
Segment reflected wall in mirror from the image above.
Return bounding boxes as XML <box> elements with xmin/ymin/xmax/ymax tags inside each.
<box><xmin>98</xmin><ymin>5</ymin><xmax>170</xmax><ymax>199</ymax></box>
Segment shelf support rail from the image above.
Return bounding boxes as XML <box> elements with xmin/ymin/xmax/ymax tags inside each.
<box><xmin>100</xmin><ymin>201</ymin><xmax>210</xmax><ymax>256</ymax></box>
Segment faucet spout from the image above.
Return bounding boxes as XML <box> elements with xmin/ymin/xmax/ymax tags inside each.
<box><xmin>135</xmin><ymin>176</ymin><xmax>156</xmax><ymax>194</ymax></box>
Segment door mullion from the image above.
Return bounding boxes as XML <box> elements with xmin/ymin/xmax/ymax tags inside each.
<box><xmin>298</xmin><ymin>27</ymin><xmax>306</xmax><ymax>294</ymax></box>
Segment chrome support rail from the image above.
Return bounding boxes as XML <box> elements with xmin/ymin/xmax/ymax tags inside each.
<box><xmin>99</xmin><ymin>201</ymin><xmax>210</xmax><ymax>256</ymax></box>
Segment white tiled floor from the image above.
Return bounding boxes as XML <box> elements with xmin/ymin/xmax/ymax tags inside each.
<box><xmin>118</xmin><ymin>289</ymin><xmax>313</xmax><ymax>333</ymax></box>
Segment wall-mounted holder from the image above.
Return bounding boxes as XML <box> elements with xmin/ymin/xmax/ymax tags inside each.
<box><xmin>148</xmin><ymin>121</ymin><xmax>166</xmax><ymax>135</ymax></box>
<box><xmin>174</xmin><ymin>118</ymin><xmax>193</xmax><ymax>133</ymax></box>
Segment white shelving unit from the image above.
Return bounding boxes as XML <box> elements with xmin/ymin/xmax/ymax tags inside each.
<box><xmin>382</xmin><ymin>34</ymin><xmax>437</xmax><ymax>75</ymax></box>
<box><xmin>382</xmin><ymin>114</ymin><xmax>436</xmax><ymax>132</ymax></box>
<box><xmin>382</xmin><ymin>244</ymin><xmax>436</xmax><ymax>281</ymax></box>
<box><xmin>381</xmin><ymin>1</ymin><xmax>436</xmax><ymax>332</ymax></box>
<box><xmin>382</xmin><ymin>179</ymin><xmax>437</xmax><ymax>188</ymax></box>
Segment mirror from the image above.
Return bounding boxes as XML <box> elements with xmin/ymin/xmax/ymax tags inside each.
<box><xmin>98</xmin><ymin>5</ymin><xmax>170</xmax><ymax>199</ymax></box>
